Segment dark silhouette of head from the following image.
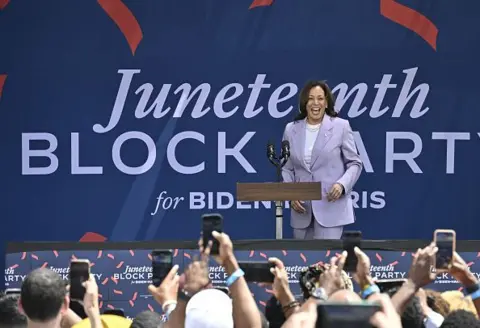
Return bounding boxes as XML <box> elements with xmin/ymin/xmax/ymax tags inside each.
<box><xmin>20</xmin><ymin>268</ymin><xmax>68</xmax><ymax>323</ymax></box>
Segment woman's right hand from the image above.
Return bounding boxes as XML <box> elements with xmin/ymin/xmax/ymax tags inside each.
<box><xmin>291</xmin><ymin>200</ymin><xmax>306</xmax><ymax>213</ymax></box>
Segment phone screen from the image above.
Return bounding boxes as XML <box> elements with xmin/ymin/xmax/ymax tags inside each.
<box><xmin>202</xmin><ymin>214</ymin><xmax>223</xmax><ymax>255</ymax></box>
<box><xmin>152</xmin><ymin>250</ymin><xmax>173</xmax><ymax>287</ymax></box>
<box><xmin>4</xmin><ymin>288</ymin><xmax>21</xmax><ymax>295</ymax></box>
<box><xmin>435</xmin><ymin>231</ymin><xmax>455</xmax><ymax>270</ymax></box>
<box><xmin>239</xmin><ymin>261</ymin><xmax>275</xmax><ymax>283</ymax></box>
<box><xmin>69</xmin><ymin>261</ymin><xmax>90</xmax><ymax>300</ymax></box>
<box><xmin>375</xmin><ymin>279</ymin><xmax>406</xmax><ymax>293</ymax></box>
<box><xmin>342</xmin><ymin>231</ymin><xmax>362</xmax><ymax>272</ymax></box>
<box><xmin>317</xmin><ymin>303</ymin><xmax>381</xmax><ymax>327</ymax></box>
<box><xmin>103</xmin><ymin>308</ymin><xmax>125</xmax><ymax>317</ymax></box>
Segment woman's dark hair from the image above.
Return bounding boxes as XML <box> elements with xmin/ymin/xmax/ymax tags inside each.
<box><xmin>294</xmin><ymin>80</ymin><xmax>338</xmax><ymax>121</ymax></box>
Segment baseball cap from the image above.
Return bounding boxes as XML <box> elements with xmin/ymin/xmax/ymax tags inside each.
<box><xmin>185</xmin><ymin>289</ymin><xmax>234</xmax><ymax>328</ymax></box>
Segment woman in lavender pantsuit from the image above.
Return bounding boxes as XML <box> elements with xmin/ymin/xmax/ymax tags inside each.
<box><xmin>282</xmin><ymin>81</ymin><xmax>363</xmax><ymax>240</ymax></box>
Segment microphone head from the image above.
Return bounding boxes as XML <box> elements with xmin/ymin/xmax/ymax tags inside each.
<box><xmin>281</xmin><ymin>140</ymin><xmax>290</xmax><ymax>149</ymax></box>
<box><xmin>267</xmin><ymin>141</ymin><xmax>275</xmax><ymax>158</ymax></box>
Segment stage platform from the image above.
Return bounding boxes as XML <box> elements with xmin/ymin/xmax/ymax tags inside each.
<box><xmin>5</xmin><ymin>240</ymin><xmax>480</xmax><ymax>319</ymax></box>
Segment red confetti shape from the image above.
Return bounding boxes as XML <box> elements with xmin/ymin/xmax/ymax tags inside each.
<box><xmin>375</xmin><ymin>253</ymin><xmax>383</xmax><ymax>262</ymax></box>
<box><xmin>21</xmin><ymin>252</ymin><xmax>26</xmax><ymax>260</ymax></box>
<box><xmin>116</xmin><ymin>261</ymin><xmax>124</xmax><ymax>269</ymax></box>
<box><xmin>389</xmin><ymin>261</ymin><xmax>398</xmax><ymax>266</ymax></box>
<box><xmin>249</xmin><ymin>0</ymin><xmax>273</xmax><ymax>9</ymax></box>
<box><xmin>326</xmin><ymin>250</ymin><xmax>331</xmax><ymax>257</ymax></box>
<box><xmin>147</xmin><ymin>304</ymin><xmax>154</xmax><ymax>312</ymax></box>
<box><xmin>401</xmin><ymin>252</ymin><xmax>406</xmax><ymax>257</ymax></box>
<box><xmin>129</xmin><ymin>250</ymin><xmax>135</xmax><ymax>256</ymax></box>
<box><xmin>97</xmin><ymin>250</ymin><xmax>103</xmax><ymax>259</ymax></box>
<box><xmin>282</xmin><ymin>250</ymin><xmax>287</xmax><ymax>256</ymax></box>
<box><xmin>260</xmin><ymin>252</ymin><xmax>267</xmax><ymax>259</ymax></box>
<box><xmin>300</xmin><ymin>253</ymin><xmax>307</xmax><ymax>263</ymax></box>
<box><xmin>79</xmin><ymin>232</ymin><xmax>107</xmax><ymax>242</ymax></box>
<box><xmin>249</xmin><ymin>250</ymin><xmax>255</xmax><ymax>257</ymax></box>
<box><xmin>0</xmin><ymin>75</ymin><xmax>7</xmax><ymax>100</ymax></box>
<box><xmin>53</xmin><ymin>250</ymin><xmax>59</xmax><ymax>258</ymax></box>
<box><xmin>0</xmin><ymin>0</ymin><xmax>9</xmax><ymax>10</ymax></box>
<box><xmin>173</xmin><ymin>249</ymin><xmax>179</xmax><ymax>257</ymax></box>
<box><xmin>467</xmin><ymin>261</ymin><xmax>474</xmax><ymax>267</ymax></box>
<box><xmin>380</xmin><ymin>0</ymin><xmax>438</xmax><ymax>50</ymax></box>
<box><xmin>184</xmin><ymin>253</ymin><xmax>191</xmax><ymax>259</ymax></box>
<box><xmin>9</xmin><ymin>264</ymin><xmax>19</xmax><ymax>269</ymax></box>
<box><xmin>97</xmin><ymin>0</ymin><xmax>143</xmax><ymax>55</ymax></box>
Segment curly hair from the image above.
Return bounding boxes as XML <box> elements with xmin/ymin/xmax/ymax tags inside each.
<box><xmin>299</xmin><ymin>262</ymin><xmax>353</xmax><ymax>300</ymax></box>
<box><xmin>425</xmin><ymin>289</ymin><xmax>450</xmax><ymax>317</ymax></box>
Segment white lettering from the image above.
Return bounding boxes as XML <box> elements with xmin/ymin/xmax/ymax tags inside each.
<box><xmin>22</xmin><ymin>133</ymin><xmax>59</xmax><ymax>175</ymax></box>
<box><xmin>385</xmin><ymin>132</ymin><xmax>422</xmax><ymax>173</ymax></box>
<box><xmin>167</xmin><ymin>131</ymin><xmax>205</xmax><ymax>174</ymax></box>
<box><xmin>71</xmin><ymin>133</ymin><xmax>103</xmax><ymax>174</ymax></box>
<box><xmin>218</xmin><ymin>132</ymin><xmax>256</xmax><ymax>173</ymax></box>
<box><xmin>112</xmin><ymin>131</ymin><xmax>156</xmax><ymax>175</ymax></box>
<box><xmin>432</xmin><ymin>132</ymin><xmax>470</xmax><ymax>174</ymax></box>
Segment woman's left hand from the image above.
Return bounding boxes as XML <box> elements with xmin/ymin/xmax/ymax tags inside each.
<box><xmin>327</xmin><ymin>183</ymin><xmax>344</xmax><ymax>202</ymax></box>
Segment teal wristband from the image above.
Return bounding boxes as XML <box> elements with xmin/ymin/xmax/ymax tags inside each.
<box><xmin>361</xmin><ymin>284</ymin><xmax>380</xmax><ymax>299</ymax></box>
<box><xmin>226</xmin><ymin>268</ymin><xmax>244</xmax><ymax>287</ymax></box>
<box><xmin>469</xmin><ymin>289</ymin><xmax>480</xmax><ymax>301</ymax></box>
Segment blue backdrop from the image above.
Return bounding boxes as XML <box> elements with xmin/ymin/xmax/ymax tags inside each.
<box><xmin>1</xmin><ymin>1</ymin><xmax>480</xmax><ymax>254</ymax></box>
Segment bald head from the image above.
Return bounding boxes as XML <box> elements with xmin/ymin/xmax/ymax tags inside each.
<box><xmin>329</xmin><ymin>289</ymin><xmax>362</xmax><ymax>303</ymax></box>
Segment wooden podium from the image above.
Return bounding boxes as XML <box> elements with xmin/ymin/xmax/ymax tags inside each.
<box><xmin>236</xmin><ymin>182</ymin><xmax>322</xmax><ymax>239</ymax></box>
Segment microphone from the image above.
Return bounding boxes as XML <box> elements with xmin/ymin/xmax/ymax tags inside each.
<box><xmin>267</xmin><ymin>141</ymin><xmax>276</xmax><ymax>161</ymax></box>
<box><xmin>281</xmin><ymin>140</ymin><xmax>290</xmax><ymax>159</ymax></box>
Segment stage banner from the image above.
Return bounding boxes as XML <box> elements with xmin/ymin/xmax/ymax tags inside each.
<box><xmin>1</xmin><ymin>0</ymin><xmax>480</xmax><ymax>266</ymax></box>
<box><xmin>7</xmin><ymin>248</ymin><xmax>480</xmax><ymax>318</ymax></box>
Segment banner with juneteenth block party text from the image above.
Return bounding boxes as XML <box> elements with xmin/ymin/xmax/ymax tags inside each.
<box><xmin>6</xmin><ymin>249</ymin><xmax>479</xmax><ymax>319</ymax></box>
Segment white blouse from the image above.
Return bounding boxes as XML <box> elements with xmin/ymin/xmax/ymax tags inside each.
<box><xmin>304</xmin><ymin>122</ymin><xmax>321</xmax><ymax>167</ymax></box>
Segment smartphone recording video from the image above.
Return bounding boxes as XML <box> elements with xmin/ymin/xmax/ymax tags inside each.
<box><xmin>202</xmin><ymin>213</ymin><xmax>223</xmax><ymax>255</ymax></box>
<box><xmin>317</xmin><ymin>302</ymin><xmax>381</xmax><ymax>328</ymax></box>
<box><xmin>4</xmin><ymin>288</ymin><xmax>21</xmax><ymax>295</ymax></box>
<box><xmin>434</xmin><ymin>229</ymin><xmax>456</xmax><ymax>272</ymax></box>
<box><xmin>69</xmin><ymin>260</ymin><xmax>90</xmax><ymax>301</ymax></box>
<box><xmin>151</xmin><ymin>250</ymin><xmax>173</xmax><ymax>287</ymax></box>
<box><xmin>342</xmin><ymin>231</ymin><xmax>362</xmax><ymax>272</ymax></box>
<box><xmin>238</xmin><ymin>261</ymin><xmax>275</xmax><ymax>283</ymax></box>
<box><xmin>375</xmin><ymin>279</ymin><xmax>406</xmax><ymax>293</ymax></box>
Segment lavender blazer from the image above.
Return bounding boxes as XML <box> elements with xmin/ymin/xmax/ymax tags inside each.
<box><xmin>282</xmin><ymin>116</ymin><xmax>362</xmax><ymax>229</ymax></box>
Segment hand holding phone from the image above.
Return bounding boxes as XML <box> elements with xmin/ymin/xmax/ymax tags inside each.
<box><xmin>202</xmin><ymin>214</ymin><xmax>223</xmax><ymax>255</ymax></box>
<box><xmin>69</xmin><ymin>260</ymin><xmax>90</xmax><ymax>301</ymax></box>
<box><xmin>238</xmin><ymin>261</ymin><xmax>275</xmax><ymax>283</ymax></box>
<box><xmin>151</xmin><ymin>250</ymin><xmax>173</xmax><ymax>287</ymax></box>
<box><xmin>342</xmin><ymin>231</ymin><xmax>362</xmax><ymax>272</ymax></box>
<box><xmin>434</xmin><ymin>229</ymin><xmax>456</xmax><ymax>272</ymax></box>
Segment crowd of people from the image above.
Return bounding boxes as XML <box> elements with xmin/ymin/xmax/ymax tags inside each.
<box><xmin>1</xmin><ymin>230</ymin><xmax>480</xmax><ymax>327</ymax></box>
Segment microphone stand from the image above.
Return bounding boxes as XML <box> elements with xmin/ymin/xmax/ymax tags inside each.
<box><xmin>268</xmin><ymin>150</ymin><xmax>290</xmax><ymax>239</ymax></box>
